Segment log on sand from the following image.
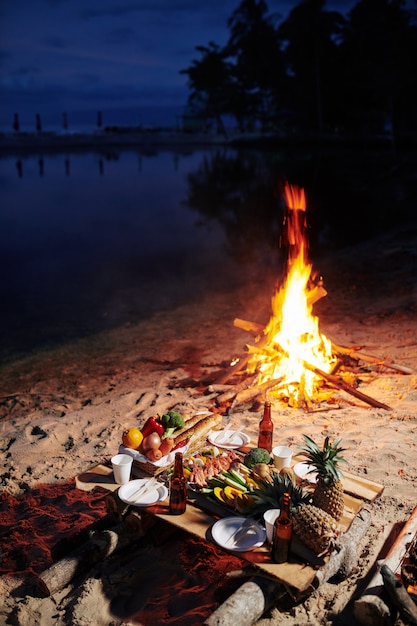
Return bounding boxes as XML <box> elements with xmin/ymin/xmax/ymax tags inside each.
<box><xmin>35</xmin><ymin>522</ymin><xmax>143</xmax><ymax>597</ymax></box>
<box><xmin>354</xmin><ymin>505</ymin><xmax>417</xmax><ymax>626</ymax></box>
<box><xmin>205</xmin><ymin>509</ymin><xmax>371</xmax><ymax>626</ymax></box>
<box><xmin>380</xmin><ymin>565</ymin><xmax>417</xmax><ymax>626</ymax></box>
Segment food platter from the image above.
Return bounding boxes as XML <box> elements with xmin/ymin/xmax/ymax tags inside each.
<box><xmin>211</xmin><ymin>516</ymin><xmax>266</xmax><ymax>551</ymax></box>
<box><xmin>118</xmin><ymin>478</ymin><xmax>168</xmax><ymax>507</ymax></box>
<box><xmin>208</xmin><ymin>430</ymin><xmax>250</xmax><ymax>449</ymax></box>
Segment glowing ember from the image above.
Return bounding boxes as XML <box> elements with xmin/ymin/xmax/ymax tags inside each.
<box><xmin>247</xmin><ymin>183</ymin><xmax>336</xmax><ymax>406</ymax></box>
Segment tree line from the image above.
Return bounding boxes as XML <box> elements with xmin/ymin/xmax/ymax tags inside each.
<box><xmin>180</xmin><ymin>0</ymin><xmax>417</xmax><ymax>138</ymax></box>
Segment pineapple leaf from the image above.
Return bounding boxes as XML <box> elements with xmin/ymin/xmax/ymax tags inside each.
<box><xmin>299</xmin><ymin>434</ymin><xmax>348</xmax><ymax>484</ymax></box>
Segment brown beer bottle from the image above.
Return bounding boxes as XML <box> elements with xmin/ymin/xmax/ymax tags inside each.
<box><xmin>257</xmin><ymin>401</ymin><xmax>274</xmax><ymax>453</ymax></box>
<box><xmin>272</xmin><ymin>491</ymin><xmax>293</xmax><ymax>563</ymax></box>
<box><xmin>169</xmin><ymin>452</ymin><xmax>187</xmax><ymax>515</ymax></box>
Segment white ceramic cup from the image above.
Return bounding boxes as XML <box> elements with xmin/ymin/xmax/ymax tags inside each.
<box><xmin>263</xmin><ymin>508</ymin><xmax>281</xmax><ymax>544</ymax></box>
<box><xmin>111</xmin><ymin>453</ymin><xmax>133</xmax><ymax>484</ymax></box>
<box><xmin>272</xmin><ymin>445</ymin><xmax>293</xmax><ymax>471</ymax></box>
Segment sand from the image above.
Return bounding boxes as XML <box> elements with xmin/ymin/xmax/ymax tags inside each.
<box><xmin>1</xmin><ymin>219</ymin><xmax>416</xmax><ymax>625</ymax></box>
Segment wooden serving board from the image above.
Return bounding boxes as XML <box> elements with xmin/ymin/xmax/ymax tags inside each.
<box><xmin>75</xmin><ymin>462</ymin><xmax>149</xmax><ymax>492</ymax></box>
<box><xmin>290</xmin><ymin>455</ymin><xmax>384</xmax><ymax>502</ymax></box>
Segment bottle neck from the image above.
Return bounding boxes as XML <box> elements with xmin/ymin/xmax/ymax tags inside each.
<box><xmin>261</xmin><ymin>402</ymin><xmax>272</xmax><ymax>424</ymax></box>
<box><xmin>280</xmin><ymin>493</ymin><xmax>292</xmax><ymax>520</ymax></box>
<box><xmin>173</xmin><ymin>453</ymin><xmax>183</xmax><ymax>476</ymax></box>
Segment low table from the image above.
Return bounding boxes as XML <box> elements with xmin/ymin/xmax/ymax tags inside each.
<box><xmin>76</xmin><ymin>457</ymin><xmax>384</xmax><ymax>596</ymax></box>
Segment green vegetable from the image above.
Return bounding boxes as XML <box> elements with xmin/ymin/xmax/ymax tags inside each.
<box><xmin>159</xmin><ymin>411</ymin><xmax>186</xmax><ymax>439</ymax></box>
<box><xmin>243</xmin><ymin>448</ymin><xmax>272</xmax><ymax>469</ymax></box>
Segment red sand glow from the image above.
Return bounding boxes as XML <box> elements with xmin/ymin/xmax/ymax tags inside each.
<box><xmin>0</xmin><ymin>482</ymin><xmax>245</xmax><ymax>624</ymax></box>
<box><xmin>0</xmin><ymin>480</ymin><xmax>108</xmax><ymax>576</ymax></box>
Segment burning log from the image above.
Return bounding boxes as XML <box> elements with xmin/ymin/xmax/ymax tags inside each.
<box><xmin>229</xmin><ymin>317</ymin><xmax>405</xmax><ymax>410</ymax></box>
<box><xmin>214</xmin><ymin>354</ymin><xmax>252</xmax><ymax>385</ymax></box>
<box><xmin>230</xmin><ymin>377</ymin><xmax>285</xmax><ymax>408</ymax></box>
<box><xmin>215</xmin><ymin>376</ymin><xmax>257</xmax><ymax>404</ymax></box>
<box><xmin>299</xmin><ymin>359</ymin><xmax>392</xmax><ymax>411</ymax></box>
<box><xmin>332</xmin><ymin>343</ymin><xmax>414</xmax><ymax>375</ymax></box>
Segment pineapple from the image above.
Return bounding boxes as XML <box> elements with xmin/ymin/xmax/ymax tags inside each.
<box><xmin>300</xmin><ymin>434</ymin><xmax>347</xmax><ymax>521</ymax></box>
<box><xmin>293</xmin><ymin>504</ymin><xmax>340</xmax><ymax>556</ymax></box>
<box><xmin>252</xmin><ymin>471</ymin><xmax>342</xmax><ymax>557</ymax></box>
<box><xmin>251</xmin><ymin>471</ymin><xmax>311</xmax><ymax>516</ymax></box>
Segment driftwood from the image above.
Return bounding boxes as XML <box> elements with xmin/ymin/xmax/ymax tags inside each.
<box><xmin>35</xmin><ymin>522</ymin><xmax>142</xmax><ymax>597</ymax></box>
<box><xmin>204</xmin><ymin>578</ymin><xmax>286</xmax><ymax>626</ymax></box>
<box><xmin>354</xmin><ymin>505</ymin><xmax>417</xmax><ymax>626</ymax></box>
<box><xmin>316</xmin><ymin>509</ymin><xmax>372</xmax><ymax>584</ymax></box>
<box><xmin>50</xmin><ymin>512</ymin><xmax>123</xmax><ymax>561</ymax></box>
<box><xmin>205</xmin><ymin>509</ymin><xmax>371</xmax><ymax>626</ymax></box>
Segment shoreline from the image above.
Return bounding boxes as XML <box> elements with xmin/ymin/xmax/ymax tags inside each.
<box><xmin>1</xmin><ymin>128</ymin><xmax>415</xmax><ymax>155</ymax></box>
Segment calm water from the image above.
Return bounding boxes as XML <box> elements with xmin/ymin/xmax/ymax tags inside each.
<box><xmin>1</xmin><ymin>143</ymin><xmax>416</xmax><ymax>363</ymax></box>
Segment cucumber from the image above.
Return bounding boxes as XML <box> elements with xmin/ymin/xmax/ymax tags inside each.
<box><xmin>227</xmin><ymin>469</ymin><xmax>248</xmax><ymax>487</ymax></box>
<box><xmin>206</xmin><ymin>477</ymin><xmax>226</xmax><ymax>488</ymax></box>
<box><xmin>222</xmin><ymin>475</ymin><xmax>248</xmax><ymax>492</ymax></box>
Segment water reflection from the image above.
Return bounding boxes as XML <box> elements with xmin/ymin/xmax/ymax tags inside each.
<box><xmin>1</xmin><ymin>145</ymin><xmax>415</xmax><ymax>362</ymax></box>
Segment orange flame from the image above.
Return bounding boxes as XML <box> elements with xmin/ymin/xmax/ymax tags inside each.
<box><xmin>247</xmin><ymin>183</ymin><xmax>335</xmax><ymax>406</ymax></box>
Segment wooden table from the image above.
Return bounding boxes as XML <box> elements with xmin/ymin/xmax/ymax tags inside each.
<box><xmin>76</xmin><ymin>458</ymin><xmax>383</xmax><ymax>595</ymax></box>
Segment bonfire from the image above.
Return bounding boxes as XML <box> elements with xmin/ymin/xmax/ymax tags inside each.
<box><xmin>191</xmin><ymin>182</ymin><xmax>410</xmax><ymax>411</ymax></box>
<box><xmin>245</xmin><ymin>183</ymin><xmax>336</xmax><ymax>407</ymax></box>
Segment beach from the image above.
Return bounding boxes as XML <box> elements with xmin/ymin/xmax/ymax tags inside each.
<box><xmin>1</xmin><ymin>216</ymin><xmax>416</xmax><ymax>625</ymax></box>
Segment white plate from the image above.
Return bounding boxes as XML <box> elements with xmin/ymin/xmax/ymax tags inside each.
<box><xmin>293</xmin><ymin>462</ymin><xmax>318</xmax><ymax>483</ymax></box>
<box><xmin>208</xmin><ymin>430</ymin><xmax>250</xmax><ymax>449</ymax></box>
<box><xmin>211</xmin><ymin>517</ymin><xmax>266</xmax><ymax>551</ymax></box>
<box><xmin>118</xmin><ymin>479</ymin><xmax>168</xmax><ymax>507</ymax></box>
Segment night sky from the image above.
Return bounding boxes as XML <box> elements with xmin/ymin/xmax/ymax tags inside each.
<box><xmin>0</xmin><ymin>0</ymin><xmax>360</xmax><ymax>130</ymax></box>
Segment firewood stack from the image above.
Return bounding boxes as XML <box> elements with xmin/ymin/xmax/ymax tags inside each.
<box><xmin>175</xmin><ymin>313</ymin><xmax>413</xmax><ymax>413</ymax></box>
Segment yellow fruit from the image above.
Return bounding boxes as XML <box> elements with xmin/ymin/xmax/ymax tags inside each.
<box><xmin>223</xmin><ymin>486</ymin><xmax>244</xmax><ymax>501</ymax></box>
<box><xmin>122</xmin><ymin>427</ymin><xmax>143</xmax><ymax>450</ymax></box>
<box><xmin>214</xmin><ymin>487</ymin><xmax>226</xmax><ymax>503</ymax></box>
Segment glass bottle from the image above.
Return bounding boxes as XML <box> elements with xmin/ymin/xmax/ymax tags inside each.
<box><xmin>169</xmin><ymin>452</ymin><xmax>187</xmax><ymax>515</ymax></box>
<box><xmin>257</xmin><ymin>400</ymin><xmax>274</xmax><ymax>453</ymax></box>
<box><xmin>272</xmin><ymin>491</ymin><xmax>293</xmax><ymax>563</ymax></box>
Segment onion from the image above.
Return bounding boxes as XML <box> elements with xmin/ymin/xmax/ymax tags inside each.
<box><xmin>142</xmin><ymin>432</ymin><xmax>161</xmax><ymax>451</ymax></box>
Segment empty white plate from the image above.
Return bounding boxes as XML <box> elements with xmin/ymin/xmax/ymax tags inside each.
<box><xmin>118</xmin><ymin>478</ymin><xmax>168</xmax><ymax>507</ymax></box>
<box><xmin>208</xmin><ymin>430</ymin><xmax>250</xmax><ymax>449</ymax></box>
<box><xmin>211</xmin><ymin>516</ymin><xmax>266</xmax><ymax>551</ymax></box>
<box><xmin>293</xmin><ymin>462</ymin><xmax>318</xmax><ymax>483</ymax></box>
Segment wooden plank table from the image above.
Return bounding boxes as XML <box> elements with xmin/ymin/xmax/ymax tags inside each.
<box><xmin>76</xmin><ymin>458</ymin><xmax>383</xmax><ymax>595</ymax></box>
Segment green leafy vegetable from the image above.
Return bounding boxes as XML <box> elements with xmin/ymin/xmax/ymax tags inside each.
<box><xmin>243</xmin><ymin>448</ymin><xmax>272</xmax><ymax>469</ymax></box>
<box><xmin>159</xmin><ymin>411</ymin><xmax>185</xmax><ymax>438</ymax></box>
